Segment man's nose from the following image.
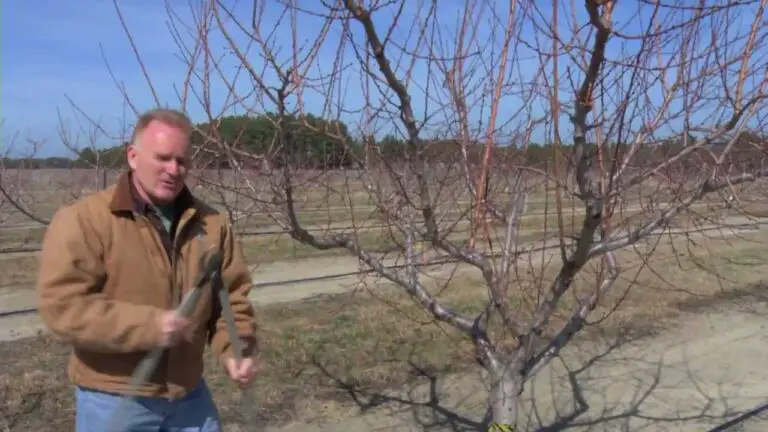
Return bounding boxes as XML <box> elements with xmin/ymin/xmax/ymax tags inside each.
<box><xmin>166</xmin><ymin>161</ymin><xmax>181</xmax><ymax>176</ymax></box>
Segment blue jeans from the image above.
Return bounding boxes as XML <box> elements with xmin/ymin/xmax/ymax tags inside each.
<box><xmin>74</xmin><ymin>379</ymin><xmax>222</xmax><ymax>432</ymax></box>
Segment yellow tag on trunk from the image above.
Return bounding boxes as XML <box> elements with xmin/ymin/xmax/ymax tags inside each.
<box><xmin>488</xmin><ymin>421</ymin><xmax>516</xmax><ymax>432</ymax></box>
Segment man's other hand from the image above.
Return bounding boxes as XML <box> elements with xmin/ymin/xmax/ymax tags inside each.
<box><xmin>157</xmin><ymin>311</ymin><xmax>190</xmax><ymax>347</ymax></box>
<box><xmin>225</xmin><ymin>357</ymin><xmax>256</xmax><ymax>386</ymax></box>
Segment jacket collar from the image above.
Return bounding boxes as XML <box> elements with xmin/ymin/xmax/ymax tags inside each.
<box><xmin>109</xmin><ymin>171</ymin><xmax>195</xmax><ymax>215</ymax></box>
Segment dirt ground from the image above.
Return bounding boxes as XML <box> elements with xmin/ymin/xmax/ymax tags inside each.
<box><xmin>0</xmin><ymin>254</ymin><xmax>440</xmax><ymax>342</ymax></box>
<box><xmin>3</xmin><ymin>216</ymin><xmax>768</xmax><ymax>431</ymax></box>
<box><xmin>5</xmin><ymin>287</ymin><xmax>766</xmax><ymax>431</ymax></box>
<box><xmin>265</xmin><ymin>288</ymin><xmax>768</xmax><ymax>432</ymax></box>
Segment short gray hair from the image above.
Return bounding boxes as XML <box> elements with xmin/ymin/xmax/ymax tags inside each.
<box><xmin>130</xmin><ymin>108</ymin><xmax>193</xmax><ymax>147</ymax></box>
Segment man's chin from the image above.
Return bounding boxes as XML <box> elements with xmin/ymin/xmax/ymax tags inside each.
<box><xmin>151</xmin><ymin>189</ymin><xmax>180</xmax><ymax>204</ymax></box>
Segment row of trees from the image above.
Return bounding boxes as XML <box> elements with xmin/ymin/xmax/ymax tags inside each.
<box><xmin>6</xmin><ymin>113</ymin><xmax>766</xmax><ymax>172</ymax></box>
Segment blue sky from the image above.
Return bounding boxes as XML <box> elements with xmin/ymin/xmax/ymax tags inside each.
<box><xmin>3</xmin><ymin>1</ymin><xmax>202</xmax><ymax>157</ymax></box>
<box><xmin>2</xmin><ymin>1</ymin><xmax>765</xmax><ymax>158</ymax></box>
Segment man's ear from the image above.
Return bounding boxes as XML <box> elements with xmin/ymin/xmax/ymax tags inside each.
<box><xmin>126</xmin><ymin>144</ymin><xmax>138</xmax><ymax>170</ymax></box>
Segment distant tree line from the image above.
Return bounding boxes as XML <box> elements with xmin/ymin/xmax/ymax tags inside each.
<box><xmin>193</xmin><ymin>113</ymin><xmax>359</xmax><ymax>169</ymax></box>
<box><xmin>3</xmin><ymin>114</ymin><xmax>766</xmax><ymax>172</ymax></box>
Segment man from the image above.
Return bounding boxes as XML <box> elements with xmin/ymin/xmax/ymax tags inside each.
<box><xmin>36</xmin><ymin>108</ymin><xmax>259</xmax><ymax>431</ymax></box>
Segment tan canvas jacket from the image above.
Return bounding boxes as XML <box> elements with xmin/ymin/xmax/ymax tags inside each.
<box><xmin>36</xmin><ymin>172</ymin><xmax>258</xmax><ymax>400</ymax></box>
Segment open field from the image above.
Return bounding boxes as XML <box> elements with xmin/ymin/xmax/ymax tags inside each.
<box><xmin>0</xmin><ymin>168</ymin><xmax>523</xmax><ymax>223</ymax></box>
<box><xmin>5</xmin><ymin>167</ymin><xmax>761</xmax><ymax>226</ymax></box>
<box><xmin>2</xmin><ymin>219</ymin><xmax>768</xmax><ymax>430</ymax></box>
<box><xmin>0</xmin><ymin>199</ymin><xmax>758</xmax><ymax>292</ymax></box>
<box><xmin>2</xmin><ymin>169</ymin><xmax>768</xmax><ymax>430</ymax></box>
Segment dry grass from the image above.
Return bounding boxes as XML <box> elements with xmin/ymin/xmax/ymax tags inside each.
<box><xmin>0</xmin><ymin>198</ymin><xmax>753</xmax><ymax>290</ymax></box>
<box><xmin>0</xmin><ymin>205</ymin><xmax>583</xmax><ymax>289</ymax></box>
<box><xmin>2</xmin><ymin>231</ymin><xmax>768</xmax><ymax>430</ymax></box>
<box><xmin>0</xmin><ymin>200</ymin><xmax>655</xmax><ymax>288</ymax></box>
<box><xmin>0</xmin><ymin>168</ymin><xmax>548</xmax><ymax>223</ymax></box>
<box><xmin>0</xmin><ymin>255</ymin><xmax>39</xmax><ymax>290</ymax></box>
<box><xmin>0</xmin><ymin>227</ymin><xmax>559</xmax><ymax>289</ymax></box>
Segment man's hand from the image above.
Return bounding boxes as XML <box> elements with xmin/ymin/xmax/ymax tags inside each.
<box><xmin>157</xmin><ymin>311</ymin><xmax>190</xmax><ymax>347</ymax></box>
<box><xmin>225</xmin><ymin>357</ymin><xmax>256</xmax><ymax>386</ymax></box>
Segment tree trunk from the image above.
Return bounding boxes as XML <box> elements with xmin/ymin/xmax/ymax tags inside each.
<box><xmin>488</xmin><ymin>364</ymin><xmax>523</xmax><ymax>429</ymax></box>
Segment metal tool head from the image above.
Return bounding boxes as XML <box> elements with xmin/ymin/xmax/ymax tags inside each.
<box><xmin>194</xmin><ymin>245</ymin><xmax>223</xmax><ymax>287</ymax></box>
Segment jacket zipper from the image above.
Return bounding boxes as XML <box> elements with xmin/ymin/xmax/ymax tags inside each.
<box><xmin>137</xmin><ymin>209</ymin><xmax>196</xmax><ymax>400</ymax></box>
<box><xmin>137</xmin><ymin>211</ymin><xmax>194</xmax><ymax>308</ymax></box>
<box><xmin>137</xmin><ymin>213</ymin><xmax>173</xmax><ymax>285</ymax></box>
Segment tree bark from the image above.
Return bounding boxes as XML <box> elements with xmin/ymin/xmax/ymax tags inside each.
<box><xmin>488</xmin><ymin>362</ymin><xmax>522</xmax><ymax>428</ymax></box>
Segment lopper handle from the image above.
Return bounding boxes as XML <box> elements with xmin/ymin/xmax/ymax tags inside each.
<box><xmin>109</xmin><ymin>280</ymin><xmax>210</xmax><ymax>432</ymax></box>
<box><xmin>216</xmin><ymin>284</ymin><xmax>245</xmax><ymax>361</ymax></box>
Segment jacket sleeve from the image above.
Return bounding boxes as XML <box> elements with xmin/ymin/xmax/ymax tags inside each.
<box><xmin>208</xmin><ymin>218</ymin><xmax>259</xmax><ymax>363</ymax></box>
<box><xmin>36</xmin><ymin>204</ymin><xmax>164</xmax><ymax>353</ymax></box>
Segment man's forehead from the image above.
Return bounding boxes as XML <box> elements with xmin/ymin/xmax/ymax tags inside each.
<box><xmin>139</xmin><ymin>122</ymin><xmax>190</xmax><ymax>151</ymax></box>
<box><xmin>145</xmin><ymin>120</ymin><xmax>186</xmax><ymax>140</ymax></box>
<box><xmin>150</xmin><ymin>129</ymin><xmax>171</xmax><ymax>145</ymax></box>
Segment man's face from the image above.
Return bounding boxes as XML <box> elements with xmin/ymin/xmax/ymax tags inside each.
<box><xmin>127</xmin><ymin>120</ymin><xmax>191</xmax><ymax>205</ymax></box>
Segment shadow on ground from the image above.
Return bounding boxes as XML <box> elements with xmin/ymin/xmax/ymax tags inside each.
<box><xmin>281</xmin><ymin>297</ymin><xmax>768</xmax><ymax>432</ymax></box>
